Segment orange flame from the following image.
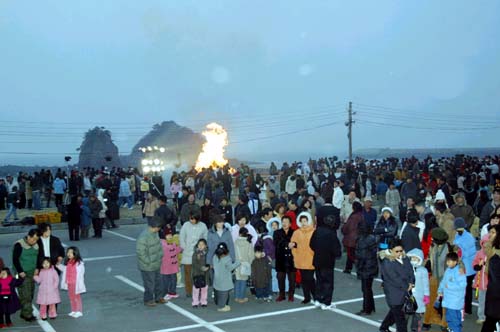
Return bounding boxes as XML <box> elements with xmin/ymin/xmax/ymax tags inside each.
<box><xmin>195</xmin><ymin>122</ymin><xmax>229</xmax><ymax>172</ymax></box>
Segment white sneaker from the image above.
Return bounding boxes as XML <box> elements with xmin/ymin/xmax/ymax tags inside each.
<box><xmin>321</xmin><ymin>304</ymin><xmax>328</xmax><ymax>310</ymax></box>
<box><xmin>68</xmin><ymin>312</ymin><xmax>76</xmax><ymax>317</ymax></box>
<box><xmin>73</xmin><ymin>312</ymin><xmax>83</xmax><ymax>318</ymax></box>
<box><xmin>322</xmin><ymin>304</ymin><xmax>336</xmax><ymax>311</ymax></box>
<box><xmin>313</xmin><ymin>301</ymin><xmax>321</xmax><ymax>308</ymax></box>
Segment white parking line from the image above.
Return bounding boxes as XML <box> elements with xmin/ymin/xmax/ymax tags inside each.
<box><xmin>332</xmin><ymin>307</ymin><xmax>396</xmax><ymax>332</ymax></box>
<box><xmin>115</xmin><ymin>275</ymin><xmax>226</xmax><ymax>332</ymax></box>
<box><xmin>32</xmin><ymin>304</ymin><xmax>56</xmax><ymax>332</ymax></box>
<box><xmin>104</xmin><ymin>230</ymin><xmax>137</xmax><ymax>241</ymax></box>
<box><xmin>85</xmin><ymin>254</ymin><xmax>135</xmax><ymax>262</ymax></box>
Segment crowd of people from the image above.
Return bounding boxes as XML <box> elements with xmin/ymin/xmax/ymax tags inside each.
<box><xmin>2</xmin><ymin>154</ymin><xmax>500</xmax><ymax>332</ymax></box>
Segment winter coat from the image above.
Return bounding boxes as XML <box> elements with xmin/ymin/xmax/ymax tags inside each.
<box><xmin>362</xmin><ymin>208</ymin><xmax>377</xmax><ymax>230</ymax></box>
<box><xmin>179</xmin><ymin>202</ymin><xmax>201</xmax><ymax>224</ymax></box>
<box><xmin>0</xmin><ymin>276</ymin><xmax>22</xmax><ymax>314</ymax></box>
<box><xmin>355</xmin><ymin>233</ymin><xmax>378</xmax><ymax>279</ymax></box>
<box><xmin>80</xmin><ymin>198</ymin><xmax>92</xmax><ymax>228</ymax></box>
<box><xmin>401</xmin><ymin>224</ymin><xmax>422</xmax><ymax>252</ymax></box>
<box><xmin>52</xmin><ymin>178</ymin><xmax>66</xmax><ymax>195</ymax></box>
<box><xmin>234</xmin><ymin>237</ymin><xmax>254</xmax><ymax>280</ymax></box>
<box><xmin>373</xmin><ymin>216</ymin><xmax>398</xmax><ymax>250</ymax></box>
<box><xmin>155</xmin><ymin>204</ymin><xmax>177</xmax><ymax>229</ymax></box>
<box><xmin>437</xmin><ymin>210</ymin><xmax>456</xmax><ymax>244</ymax></box>
<box><xmin>429</xmin><ymin>242</ymin><xmax>454</xmax><ymax>282</ymax></box>
<box><xmin>143</xmin><ymin>199</ymin><xmax>160</xmax><ymax>217</ymax></box>
<box><xmin>207</xmin><ymin>226</ymin><xmax>235</xmax><ymax>265</ymax></box>
<box><xmin>219</xmin><ymin>205</ymin><xmax>233</xmax><ymax>225</ymax></box>
<box><xmin>291</xmin><ymin>212</ymin><xmax>315</xmax><ymax>270</ymax></box>
<box><xmin>160</xmin><ymin>240</ymin><xmax>182</xmax><ymax>275</ymax></box>
<box><xmin>58</xmin><ymin>261</ymin><xmax>86</xmax><ymax>294</ymax></box>
<box><xmin>231</xmin><ymin>224</ymin><xmax>258</xmax><ymax>247</ymax></box>
<box><xmin>480</xmin><ymin>200</ymin><xmax>498</xmax><ymax>228</ymax></box>
<box><xmin>212</xmin><ymin>255</ymin><xmax>240</xmax><ymax>291</ymax></box>
<box><xmin>472</xmin><ymin>236</ymin><xmax>489</xmax><ymax>291</ymax></box>
<box><xmin>342</xmin><ymin>211</ymin><xmax>363</xmax><ymax>248</ymax></box>
<box><xmin>340</xmin><ymin>196</ymin><xmax>361</xmax><ymax>222</ymax></box>
<box><xmin>406</xmin><ymin>249</ymin><xmax>430</xmax><ymax>314</ymax></box>
<box><xmin>179</xmin><ymin>222</ymin><xmax>208</xmax><ymax>265</ymax></box>
<box><xmin>438</xmin><ymin>265</ymin><xmax>466</xmax><ymax>310</ymax></box>
<box><xmin>266</xmin><ymin>217</ymin><xmax>281</xmax><ymax>237</ymax></box>
<box><xmin>191</xmin><ymin>249</ymin><xmax>209</xmax><ymax>287</ymax></box>
<box><xmin>485</xmin><ymin>251</ymin><xmax>500</xmax><ymax>319</ymax></box>
<box><xmin>251</xmin><ymin>256</ymin><xmax>272</xmax><ymax>288</ymax></box>
<box><xmin>34</xmin><ymin>267</ymin><xmax>61</xmax><ymax>305</ymax></box>
<box><xmin>37</xmin><ymin>235</ymin><xmax>65</xmax><ymax>268</ymax></box>
<box><xmin>119</xmin><ymin>179</ymin><xmax>131</xmax><ymax>197</ymax></box>
<box><xmin>453</xmin><ymin>230</ymin><xmax>477</xmax><ymax>277</ymax></box>
<box><xmin>88</xmin><ymin>198</ymin><xmax>103</xmax><ymax>219</ymax></box>
<box><xmin>259</xmin><ymin>233</ymin><xmax>276</xmax><ymax>261</ymax></box>
<box><xmin>274</xmin><ymin>228</ymin><xmax>296</xmax><ymax>272</ymax></box>
<box><xmin>67</xmin><ymin>200</ymin><xmax>82</xmax><ymax>226</ymax></box>
<box><xmin>136</xmin><ymin>229</ymin><xmax>163</xmax><ymax>271</ymax></box>
<box><xmin>310</xmin><ymin>225</ymin><xmax>341</xmax><ymax>269</ymax></box>
<box><xmin>450</xmin><ymin>203</ymin><xmax>475</xmax><ymax>230</ymax></box>
<box><xmin>103</xmin><ymin>190</ymin><xmax>119</xmax><ymax>220</ymax></box>
<box><xmin>379</xmin><ymin>250</ymin><xmax>415</xmax><ymax>306</ymax></box>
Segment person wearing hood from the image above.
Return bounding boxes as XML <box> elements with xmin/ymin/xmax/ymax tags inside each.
<box><xmin>407</xmin><ymin>248</ymin><xmax>430</xmax><ymax>332</ymax></box>
<box><xmin>80</xmin><ymin>197</ymin><xmax>92</xmax><ymax>239</ymax></box>
<box><xmin>355</xmin><ymin>221</ymin><xmax>378</xmax><ymax>316</ymax></box>
<box><xmin>373</xmin><ymin>207</ymin><xmax>398</xmax><ymax>250</ymax></box>
<box><xmin>290</xmin><ymin>212</ymin><xmax>316</xmax><ymax>304</ymax></box>
<box><xmin>265</xmin><ymin>217</ymin><xmax>282</xmax><ymax>294</ymax></box>
<box><xmin>341</xmin><ymin>201</ymin><xmax>363</xmax><ymax>274</ymax></box>
<box><xmin>434</xmin><ymin>202</ymin><xmax>456</xmax><ymax>244</ymax></box>
<box><xmin>450</xmin><ymin>192</ymin><xmax>475</xmax><ymax>230</ymax></box>
<box><xmin>310</xmin><ymin>213</ymin><xmax>341</xmax><ymax>310</ymax></box>
<box><xmin>473</xmin><ymin>234</ymin><xmax>490</xmax><ymax>324</ymax></box>
<box><xmin>481</xmin><ymin>206</ymin><xmax>500</xmax><ymax>239</ymax></box>
<box><xmin>401</xmin><ymin>209</ymin><xmax>422</xmax><ymax>252</ymax></box>
<box><xmin>207</xmin><ymin>215</ymin><xmax>235</xmax><ymax>267</ymax></box>
<box><xmin>453</xmin><ymin>217</ymin><xmax>477</xmax><ymax>315</ymax></box>
<box><xmin>378</xmin><ymin>239</ymin><xmax>415</xmax><ymax>332</ymax></box>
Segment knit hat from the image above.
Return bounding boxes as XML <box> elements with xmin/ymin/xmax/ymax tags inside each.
<box><xmin>454</xmin><ymin>217</ymin><xmax>466</xmax><ymax>230</ymax></box>
<box><xmin>364</xmin><ymin>196</ymin><xmax>373</xmax><ymax>202</ymax></box>
<box><xmin>431</xmin><ymin>227</ymin><xmax>448</xmax><ymax>242</ymax></box>
<box><xmin>148</xmin><ymin>216</ymin><xmax>165</xmax><ymax>228</ymax></box>
<box><xmin>434</xmin><ymin>189</ymin><xmax>446</xmax><ymax>202</ymax></box>
<box><xmin>381</xmin><ymin>207</ymin><xmax>393</xmax><ymax>215</ymax></box>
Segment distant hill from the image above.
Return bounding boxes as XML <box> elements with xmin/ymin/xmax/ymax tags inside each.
<box><xmin>123</xmin><ymin>121</ymin><xmax>205</xmax><ymax>168</ymax></box>
<box><xmin>77</xmin><ymin>127</ymin><xmax>121</xmax><ymax>169</ymax></box>
<box><xmin>353</xmin><ymin>147</ymin><xmax>500</xmax><ymax>160</ymax></box>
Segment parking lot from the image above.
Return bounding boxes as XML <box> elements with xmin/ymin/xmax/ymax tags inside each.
<box><xmin>0</xmin><ymin>224</ymin><xmax>483</xmax><ymax>332</ymax></box>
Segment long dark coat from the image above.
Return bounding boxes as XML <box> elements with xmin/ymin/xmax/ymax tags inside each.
<box><xmin>273</xmin><ymin>228</ymin><xmax>295</xmax><ymax>272</ymax></box>
<box><xmin>485</xmin><ymin>254</ymin><xmax>500</xmax><ymax>319</ymax></box>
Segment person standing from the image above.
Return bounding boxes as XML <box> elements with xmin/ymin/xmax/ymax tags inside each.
<box><xmin>481</xmin><ymin>225</ymin><xmax>500</xmax><ymax>332</ymax></box>
<box><xmin>12</xmin><ymin>229</ymin><xmax>39</xmax><ymax>322</ymax></box>
<box><xmin>88</xmin><ymin>193</ymin><xmax>104</xmax><ymax>238</ymax></box>
<box><xmin>155</xmin><ymin>196</ymin><xmax>177</xmax><ymax>234</ymax></box>
<box><xmin>136</xmin><ymin>216</ymin><xmax>165</xmax><ymax>306</ymax></box>
<box><xmin>355</xmin><ymin>221</ymin><xmax>378</xmax><ymax>316</ymax></box>
<box><xmin>378</xmin><ymin>239</ymin><xmax>415</xmax><ymax>332</ymax></box>
<box><xmin>341</xmin><ymin>201</ymin><xmax>363</xmax><ymax>273</ymax></box>
<box><xmin>37</xmin><ymin>223</ymin><xmax>65</xmax><ymax>269</ymax></box>
<box><xmin>274</xmin><ymin>216</ymin><xmax>296</xmax><ymax>302</ymax></box>
<box><xmin>310</xmin><ymin>214</ymin><xmax>341</xmax><ymax>310</ymax></box>
<box><xmin>67</xmin><ymin>196</ymin><xmax>82</xmax><ymax>241</ymax></box>
<box><xmin>52</xmin><ymin>174</ymin><xmax>66</xmax><ymax>209</ymax></box>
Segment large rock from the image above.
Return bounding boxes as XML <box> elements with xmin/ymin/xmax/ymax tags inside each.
<box><xmin>78</xmin><ymin>127</ymin><xmax>121</xmax><ymax>169</ymax></box>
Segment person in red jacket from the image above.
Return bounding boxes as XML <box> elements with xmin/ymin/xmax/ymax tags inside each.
<box><xmin>285</xmin><ymin>200</ymin><xmax>298</xmax><ymax>230</ymax></box>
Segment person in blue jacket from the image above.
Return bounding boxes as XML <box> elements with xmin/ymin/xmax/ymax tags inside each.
<box><xmin>438</xmin><ymin>252</ymin><xmax>467</xmax><ymax>332</ymax></box>
<box><xmin>453</xmin><ymin>217</ymin><xmax>477</xmax><ymax>314</ymax></box>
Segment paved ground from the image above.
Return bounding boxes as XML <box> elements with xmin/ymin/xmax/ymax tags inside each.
<box><xmin>0</xmin><ymin>224</ymin><xmax>484</xmax><ymax>332</ymax></box>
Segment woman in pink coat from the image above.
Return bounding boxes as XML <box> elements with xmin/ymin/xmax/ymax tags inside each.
<box><xmin>33</xmin><ymin>258</ymin><xmax>61</xmax><ymax>320</ymax></box>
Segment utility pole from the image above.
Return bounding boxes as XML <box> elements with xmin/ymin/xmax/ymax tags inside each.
<box><xmin>345</xmin><ymin>101</ymin><xmax>355</xmax><ymax>163</ymax></box>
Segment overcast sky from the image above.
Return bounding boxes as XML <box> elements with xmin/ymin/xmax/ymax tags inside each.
<box><xmin>1</xmin><ymin>1</ymin><xmax>499</xmax><ymax>166</ymax></box>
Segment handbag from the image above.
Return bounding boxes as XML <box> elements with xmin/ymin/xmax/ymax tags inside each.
<box><xmin>193</xmin><ymin>275</ymin><xmax>206</xmax><ymax>288</ymax></box>
<box><xmin>403</xmin><ymin>291</ymin><xmax>418</xmax><ymax>315</ymax></box>
<box><xmin>240</xmin><ymin>262</ymin><xmax>251</xmax><ymax>276</ymax></box>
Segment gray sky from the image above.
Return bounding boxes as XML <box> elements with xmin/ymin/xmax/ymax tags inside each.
<box><xmin>1</xmin><ymin>1</ymin><xmax>500</xmax><ymax>166</ymax></box>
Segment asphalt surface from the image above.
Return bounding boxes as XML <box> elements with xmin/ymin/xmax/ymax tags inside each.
<box><xmin>0</xmin><ymin>224</ymin><xmax>484</xmax><ymax>332</ymax></box>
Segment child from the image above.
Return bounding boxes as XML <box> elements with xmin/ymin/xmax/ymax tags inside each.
<box><xmin>191</xmin><ymin>239</ymin><xmax>209</xmax><ymax>308</ymax></box>
<box><xmin>57</xmin><ymin>247</ymin><xmax>86</xmax><ymax>318</ymax></box>
<box><xmin>257</xmin><ymin>223</ymin><xmax>275</xmax><ymax>301</ymax></box>
<box><xmin>472</xmin><ymin>234</ymin><xmax>489</xmax><ymax>324</ymax></box>
<box><xmin>407</xmin><ymin>249</ymin><xmax>430</xmax><ymax>332</ymax></box>
<box><xmin>251</xmin><ymin>245</ymin><xmax>272</xmax><ymax>302</ymax></box>
<box><xmin>234</xmin><ymin>228</ymin><xmax>254</xmax><ymax>303</ymax></box>
<box><xmin>0</xmin><ymin>267</ymin><xmax>23</xmax><ymax>328</ymax></box>
<box><xmin>438</xmin><ymin>252</ymin><xmax>467</xmax><ymax>332</ymax></box>
<box><xmin>160</xmin><ymin>228</ymin><xmax>182</xmax><ymax>300</ymax></box>
<box><xmin>34</xmin><ymin>258</ymin><xmax>61</xmax><ymax>320</ymax></box>
<box><xmin>213</xmin><ymin>242</ymin><xmax>240</xmax><ymax>312</ymax></box>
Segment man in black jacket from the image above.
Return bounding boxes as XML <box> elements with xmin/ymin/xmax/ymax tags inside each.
<box><xmin>310</xmin><ymin>214</ymin><xmax>341</xmax><ymax>310</ymax></box>
<box><xmin>37</xmin><ymin>223</ymin><xmax>65</xmax><ymax>268</ymax></box>
<box><xmin>0</xmin><ymin>179</ymin><xmax>7</xmax><ymax>210</ymax></box>
<box><xmin>155</xmin><ymin>196</ymin><xmax>177</xmax><ymax>233</ymax></box>
<box><xmin>401</xmin><ymin>209</ymin><xmax>422</xmax><ymax>252</ymax></box>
